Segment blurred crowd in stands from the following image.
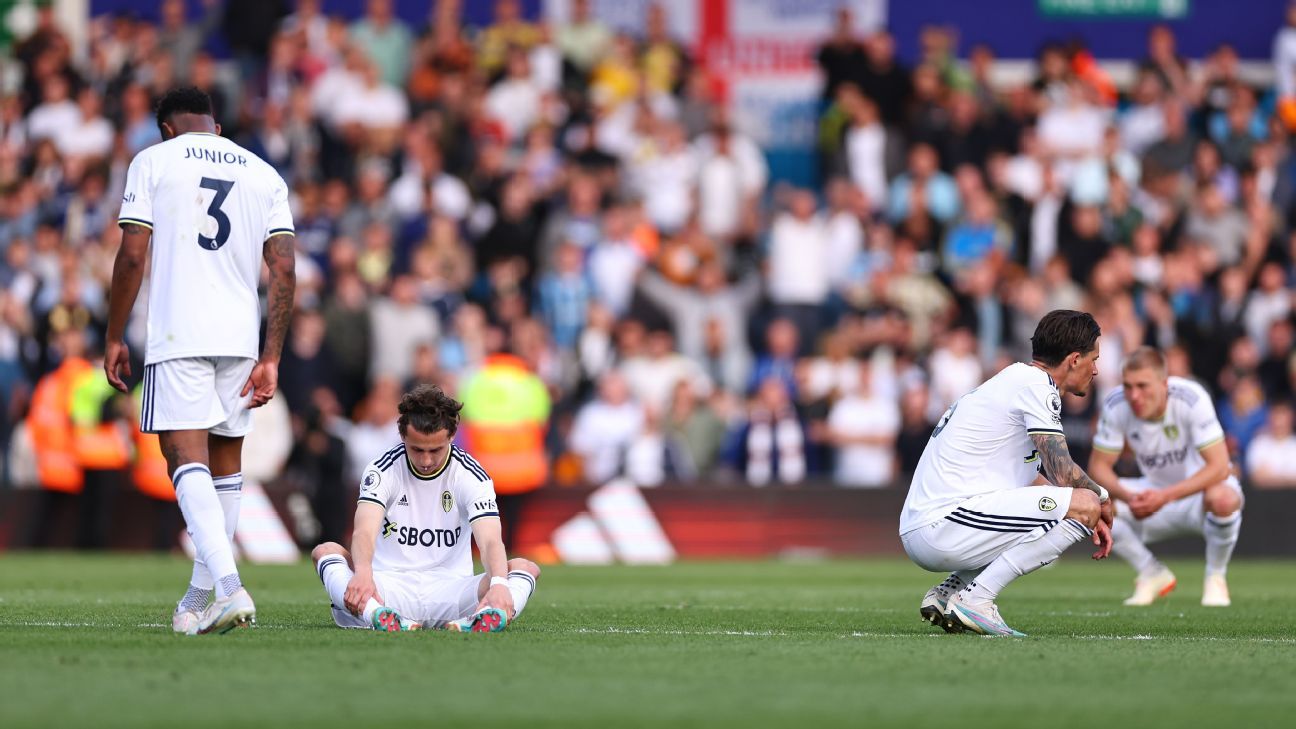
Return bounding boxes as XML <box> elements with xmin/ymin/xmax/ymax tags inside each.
<box><xmin>3</xmin><ymin>0</ymin><xmax>1296</xmax><ymax>549</ymax></box>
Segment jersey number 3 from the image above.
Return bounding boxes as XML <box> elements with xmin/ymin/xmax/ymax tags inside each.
<box><xmin>198</xmin><ymin>177</ymin><xmax>234</xmax><ymax>250</ymax></box>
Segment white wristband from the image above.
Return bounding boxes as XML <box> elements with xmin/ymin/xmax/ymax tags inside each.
<box><xmin>1095</xmin><ymin>485</ymin><xmax>1110</xmax><ymax>504</ymax></box>
<box><xmin>490</xmin><ymin>576</ymin><xmax>510</xmax><ymax>588</ymax></box>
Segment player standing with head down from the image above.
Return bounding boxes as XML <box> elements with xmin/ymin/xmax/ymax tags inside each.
<box><xmin>900</xmin><ymin>310</ymin><xmax>1115</xmax><ymax>636</ymax></box>
<box><xmin>311</xmin><ymin>384</ymin><xmax>540</xmax><ymax>633</ymax></box>
<box><xmin>1088</xmin><ymin>347</ymin><xmax>1242</xmax><ymax>606</ymax></box>
<box><xmin>105</xmin><ymin>87</ymin><xmax>296</xmax><ymax>634</ymax></box>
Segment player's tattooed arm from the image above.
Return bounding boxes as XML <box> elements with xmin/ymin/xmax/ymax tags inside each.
<box><xmin>1030</xmin><ymin>432</ymin><xmax>1105</xmax><ymax>498</ymax></box>
<box><xmin>260</xmin><ymin>232</ymin><xmax>297</xmax><ymax>363</ymax></box>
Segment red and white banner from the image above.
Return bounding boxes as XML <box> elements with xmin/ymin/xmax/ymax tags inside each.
<box><xmin>546</xmin><ymin>0</ymin><xmax>886</xmax><ymax>184</ymax></box>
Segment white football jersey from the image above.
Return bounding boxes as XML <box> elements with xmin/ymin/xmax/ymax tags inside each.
<box><xmin>1093</xmin><ymin>376</ymin><xmax>1228</xmax><ymax>489</ymax></box>
<box><xmin>357</xmin><ymin>443</ymin><xmax>500</xmax><ymax>576</ymax></box>
<box><xmin>118</xmin><ymin>133</ymin><xmax>293</xmax><ymax>365</ymax></box>
<box><xmin>900</xmin><ymin>363</ymin><xmax>1064</xmax><ymax>534</ymax></box>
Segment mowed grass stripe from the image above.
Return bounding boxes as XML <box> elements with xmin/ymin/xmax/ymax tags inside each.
<box><xmin>1</xmin><ymin>555</ymin><xmax>1294</xmax><ymax>728</ymax></box>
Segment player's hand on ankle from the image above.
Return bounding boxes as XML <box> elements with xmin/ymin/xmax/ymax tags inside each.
<box><xmin>344</xmin><ymin>573</ymin><xmax>381</xmax><ymax>616</ymax></box>
<box><xmin>479</xmin><ymin>584</ymin><xmax>515</xmax><ymax>619</ymax></box>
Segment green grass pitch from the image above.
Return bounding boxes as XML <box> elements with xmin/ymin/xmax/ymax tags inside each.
<box><xmin>2</xmin><ymin>554</ymin><xmax>1294</xmax><ymax>728</ymax></box>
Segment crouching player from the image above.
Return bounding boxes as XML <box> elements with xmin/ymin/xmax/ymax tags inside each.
<box><xmin>1088</xmin><ymin>347</ymin><xmax>1242</xmax><ymax>606</ymax></box>
<box><xmin>312</xmin><ymin>385</ymin><xmax>539</xmax><ymax>632</ymax></box>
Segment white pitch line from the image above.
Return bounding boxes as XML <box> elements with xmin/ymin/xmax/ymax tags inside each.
<box><xmin>567</xmin><ymin>627</ymin><xmax>790</xmax><ymax>637</ymax></box>
<box><xmin>4</xmin><ymin>621</ymin><xmax>1293</xmax><ymax>644</ymax></box>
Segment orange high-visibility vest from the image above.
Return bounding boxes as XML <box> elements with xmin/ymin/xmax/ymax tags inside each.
<box><xmin>127</xmin><ymin>382</ymin><xmax>175</xmax><ymax>501</ymax></box>
<box><xmin>132</xmin><ymin>431</ymin><xmax>175</xmax><ymax>501</ymax></box>
<box><xmin>462</xmin><ymin>422</ymin><xmax>549</xmax><ymax>494</ymax></box>
<box><xmin>69</xmin><ymin>367</ymin><xmax>131</xmax><ymax>471</ymax></box>
<box><xmin>459</xmin><ymin>354</ymin><xmax>551</xmax><ymax>495</ymax></box>
<box><xmin>27</xmin><ymin>358</ymin><xmax>90</xmax><ymax>493</ymax></box>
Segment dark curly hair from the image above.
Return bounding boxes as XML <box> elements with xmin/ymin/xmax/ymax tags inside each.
<box><xmin>1031</xmin><ymin>310</ymin><xmax>1102</xmax><ymax>367</ymax></box>
<box><xmin>397</xmin><ymin>384</ymin><xmax>463</xmax><ymax>437</ymax></box>
<box><xmin>155</xmin><ymin>86</ymin><xmax>213</xmax><ymax>132</ymax></box>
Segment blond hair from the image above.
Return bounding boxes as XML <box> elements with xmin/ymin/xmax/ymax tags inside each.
<box><xmin>1121</xmin><ymin>346</ymin><xmax>1168</xmax><ymax>375</ymax></box>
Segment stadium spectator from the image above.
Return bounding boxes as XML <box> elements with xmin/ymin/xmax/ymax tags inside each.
<box><xmin>158</xmin><ymin>0</ymin><xmax>221</xmax><ymax>81</ymax></box>
<box><xmin>588</xmin><ymin>204</ymin><xmax>647</xmax><ymax>318</ymax></box>
<box><xmin>280</xmin><ymin>309</ymin><xmax>340</xmax><ymax>415</ymax></box>
<box><xmin>895</xmin><ymin>382</ymin><xmax>934</xmax><ymax>479</ymax></box>
<box><xmin>636</xmin><ymin>261</ymin><xmax>759</xmax><ymax>394</ymax></box>
<box><xmin>842</xmin><ymin>90</ymin><xmax>897</xmax><ymax>214</ymax></box>
<box><xmin>369</xmin><ymin>275</ymin><xmax>439</xmax><ymax>386</ymax></box>
<box><xmin>663</xmin><ymin>379</ymin><xmax>726</xmax><ymax>479</ymax></box>
<box><xmin>477</xmin><ymin>0</ymin><xmax>542</xmax><ymax>77</ymax></box>
<box><xmin>485</xmin><ymin>47</ymin><xmax>543</xmax><ymax>143</ymax></box>
<box><xmin>815</xmin><ymin>6</ymin><xmax>865</xmax><ymax>103</ymax></box>
<box><xmin>1247</xmin><ymin>401</ymin><xmax>1296</xmax><ymax>488</ymax></box>
<box><xmin>1257</xmin><ymin>318</ymin><xmax>1295</xmax><ymax>401</ymax></box>
<box><xmin>859</xmin><ymin>30</ymin><xmax>911</xmax><ymax>128</ymax></box>
<box><xmin>621</xmin><ymin>328</ymin><xmax>712</xmax><ymax>415</ymax></box>
<box><xmin>696</xmin><ymin>123</ymin><xmax>755</xmax><ymax>244</ymax></box>
<box><xmin>569</xmin><ymin>369</ymin><xmax>644</xmax><ymax>485</ymax></box>
<box><xmin>26</xmin><ymin>75</ymin><xmax>79</xmax><ymax>144</ymax></box>
<box><xmin>283</xmin><ymin>392</ymin><xmax>349</xmax><ymax>545</ymax></box>
<box><xmin>887</xmin><ymin>143</ymin><xmax>959</xmax><ymax>224</ymax></box>
<box><xmin>344</xmin><ymin>376</ymin><xmax>401</xmax><ymax>484</ymax></box>
<box><xmin>730</xmin><ymin>376</ymin><xmax>806</xmax><ymax>487</ymax></box>
<box><xmin>6</xmin><ymin>3</ymin><xmax>1296</xmax><ymax>554</ymax></box>
<box><xmin>54</xmin><ymin>88</ymin><xmax>113</xmax><ymax>162</ymax></box>
<box><xmin>1220</xmin><ymin>374</ymin><xmax>1269</xmax><ymax>464</ymax></box>
<box><xmin>350</xmin><ymin>0</ymin><xmax>413</xmax><ymax>88</ymax></box>
<box><xmin>766</xmin><ymin>190</ymin><xmax>832</xmax><ymax>346</ymax></box>
<box><xmin>458</xmin><ymin>349</ymin><xmax>550</xmax><ymax>546</ymax></box>
<box><xmin>926</xmin><ymin>327</ymin><xmax>981</xmax><ymax>423</ymax></box>
<box><xmin>557</xmin><ymin>0</ymin><xmax>612</xmax><ymax>78</ymax></box>
<box><xmin>826</xmin><ymin>359</ymin><xmax>900</xmax><ymax>488</ymax></box>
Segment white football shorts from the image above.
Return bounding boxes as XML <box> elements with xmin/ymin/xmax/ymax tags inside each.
<box><xmin>901</xmin><ymin>486</ymin><xmax>1077</xmax><ymax>572</ymax></box>
<box><xmin>1116</xmin><ymin>476</ymin><xmax>1244</xmax><ymax>544</ymax></box>
<box><xmin>331</xmin><ymin>569</ymin><xmax>484</xmax><ymax>628</ymax></box>
<box><xmin>139</xmin><ymin>356</ymin><xmax>255</xmax><ymax>437</ymax></box>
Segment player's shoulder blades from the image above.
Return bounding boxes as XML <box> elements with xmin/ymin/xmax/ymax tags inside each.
<box><xmin>449</xmin><ymin>444</ymin><xmax>490</xmax><ymax>482</ymax></box>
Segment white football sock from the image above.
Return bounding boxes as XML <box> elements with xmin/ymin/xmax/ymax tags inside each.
<box><xmin>1111</xmin><ymin>514</ymin><xmax>1163</xmax><ymax>577</ymax></box>
<box><xmin>174</xmin><ymin>464</ymin><xmax>240</xmax><ymax>598</ymax></box>
<box><xmin>1203</xmin><ymin>511</ymin><xmax>1241</xmax><ymax>578</ymax></box>
<box><xmin>964</xmin><ymin>519</ymin><xmax>1092</xmax><ymax>603</ymax></box>
<box><xmin>184</xmin><ymin>472</ymin><xmax>243</xmax><ymax>601</ymax></box>
<box><xmin>507</xmin><ymin>570</ymin><xmax>537</xmax><ymax>619</ymax></box>
<box><xmin>177</xmin><ymin>584</ymin><xmax>210</xmax><ymax>613</ymax></box>
<box><xmin>932</xmin><ymin>569</ymin><xmax>982</xmax><ymax>601</ymax></box>
<box><xmin>316</xmin><ymin>555</ymin><xmax>382</xmax><ymax>623</ymax></box>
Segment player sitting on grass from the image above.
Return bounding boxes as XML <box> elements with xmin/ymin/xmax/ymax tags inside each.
<box><xmin>900</xmin><ymin>310</ymin><xmax>1115</xmax><ymax>637</ymax></box>
<box><xmin>1088</xmin><ymin>347</ymin><xmax>1242</xmax><ymax>607</ymax></box>
<box><xmin>312</xmin><ymin>384</ymin><xmax>540</xmax><ymax>632</ymax></box>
